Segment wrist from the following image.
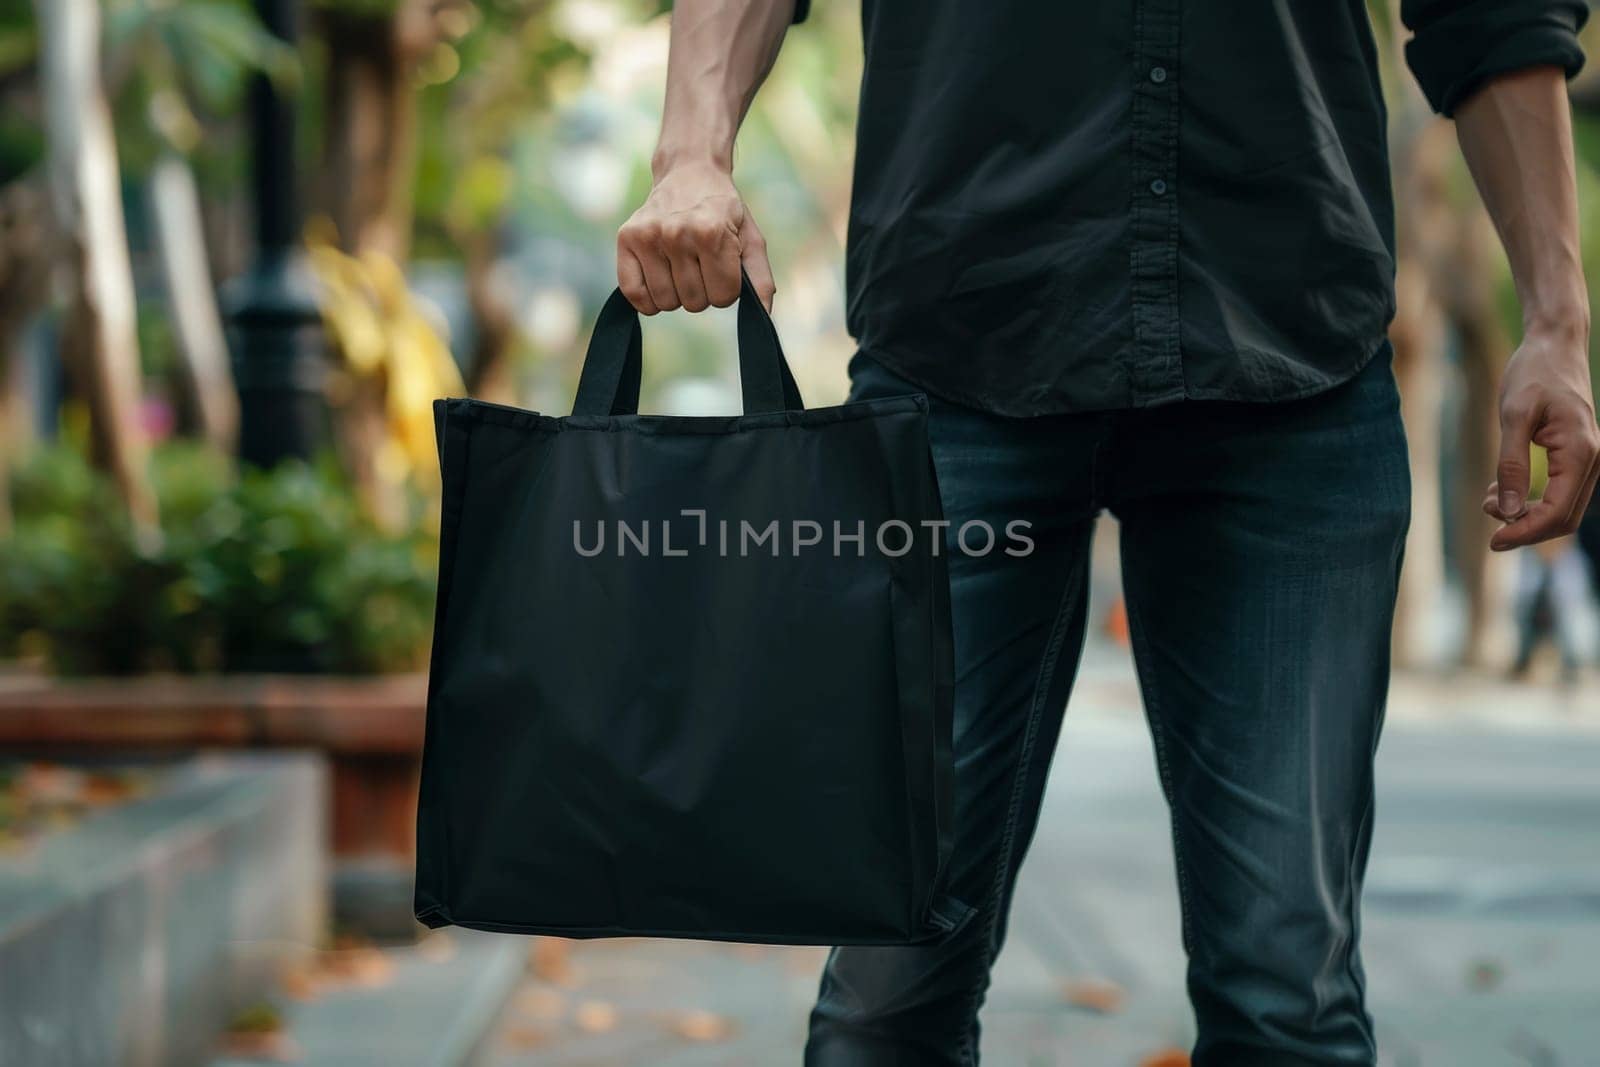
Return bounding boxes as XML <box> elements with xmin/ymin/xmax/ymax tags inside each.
<box><xmin>1519</xmin><ymin>269</ymin><xmax>1589</xmax><ymax>341</ymax></box>
<box><xmin>651</xmin><ymin>143</ymin><xmax>734</xmax><ymax>181</ymax></box>
<box><xmin>1523</xmin><ymin>302</ymin><xmax>1591</xmax><ymax>345</ymax></box>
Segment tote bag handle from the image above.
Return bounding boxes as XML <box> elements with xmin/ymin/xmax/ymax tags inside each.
<box><xmin>572</xmin><ymin>271</ymin><xmax>805</xmax><ymax>416</ymax></box>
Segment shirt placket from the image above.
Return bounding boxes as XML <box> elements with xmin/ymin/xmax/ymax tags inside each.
<box><xmin>1128</xmin><ymin>0</ymin><xmax>1183</xmax><ymax>405</ymax></box>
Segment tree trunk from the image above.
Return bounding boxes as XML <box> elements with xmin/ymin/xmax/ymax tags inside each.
<box><xmin>462</xmin><ymin>231</ymin><xmax>516</xmax><ymax>404</ymax></box>
<box><xmin>0</xmin><ymin>174</ymin><xmax>56</xmax><ymax>535</ymax></box>
<box><xmin>318</xmin><ymin>4</ymin><xmax>432</xmax><ymax>260</ymax></box>
<box><xmin>149</xmin><ymin>154</ymin><xmax>238</xmax><ymax>451</ymax></box>
<box><xmin>33</xmin><ymin>0</ymin><xmax>157</xmax><ymax>536</ymax></box>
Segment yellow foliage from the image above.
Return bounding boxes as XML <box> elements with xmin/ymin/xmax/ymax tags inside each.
<box><xmin>307</xmin><ymin>230</ymin><xmax>465</xmax><ymax>497</ymax></box>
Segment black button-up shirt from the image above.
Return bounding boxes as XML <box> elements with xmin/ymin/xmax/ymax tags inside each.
<box><xmin>791</xmin><ymin>1</ymin><xmax>1586</xmax><ymax>415</ymax></box>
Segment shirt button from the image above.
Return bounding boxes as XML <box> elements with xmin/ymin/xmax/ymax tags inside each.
<box><xmin>1150</xmin><ymin>179</ymin><xmax>1168</xmax><ymax>196</ymax></box>
<box><xmin>1150</xmin><ymin>66</ymin><xmax>1168</xmax><ymax>84</ymax></box>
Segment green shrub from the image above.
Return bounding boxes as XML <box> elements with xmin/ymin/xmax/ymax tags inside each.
<box><xmin>0</xmin><ymin>443</ymin><xmax>436</xmax><ymax>675</ymax></box>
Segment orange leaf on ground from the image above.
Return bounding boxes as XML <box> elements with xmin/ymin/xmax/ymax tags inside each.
<box><xmin>1059</xmin><ymin>978</ymin><xmax>1126</xmax><ymax>1015</ymax></box>
<box><xmin>417</xmin><ymin>932</ymin><xmax>456</xmax><ymax>963</ymax></box>
<box><xmin>574</xmin><ymin>1000</ymin><xmax>619</xmax><ymax>1033</ymax></box>
<box><xmin>278</xmin><ymin>964</ymin><xmax>321</xmax><ymax>1002</ymax></box>
<box><xmin>500</xmin><ymin>1022</ymin><xmax>553</xmax><ymax>1050</ymax></box>
<box><xmin>277</xmin><ymin>942</ymin><xmax>394</xmax><ymax>1001</ymax></box>
<box><xmin>515</xmin><ymin>986</ymin><xmax>568</xmax><ymax>1021</ymax></box>
<box><xmin>1138</xmin><ymin>1049</ymin><xmax>1191</xmax><ymax>1067</ymax></box>
<box><xmin>531</xmin><ymin>938</ymin><xmax>575</xmax><ymax>985</ymax></box>
<box><xmin>317</xmin><ymin>946</ymin><xmax>394</xmax><ymax>988</ymax></box>
<box><xmin>671</xmin><ymin>1009</ymin><xmax>735</xmax><ymax>1042</ymax></box>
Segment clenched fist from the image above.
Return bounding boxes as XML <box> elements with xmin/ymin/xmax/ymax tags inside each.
<box><xmin>616</xmin><ymin>160</ymin><xmax>775</xmax><ymax>315</ymax></box>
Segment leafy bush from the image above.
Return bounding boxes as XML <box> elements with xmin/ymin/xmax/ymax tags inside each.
<box><xmin>0</xmin><ymin>444</ymin><xmax>436</xmax><ymax>675</ymax></box>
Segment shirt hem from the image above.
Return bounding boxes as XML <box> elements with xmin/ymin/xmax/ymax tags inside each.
<box><xmin>855</xmin><ymin>331</ymin><xmax>1390</xmax><ymax>418</ymax></box>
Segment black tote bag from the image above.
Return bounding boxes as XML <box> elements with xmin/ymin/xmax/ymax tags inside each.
<box><xmin>415</xmin><ymin>276</ymin><xmax>964</xmax><ymax>945</ymax></box>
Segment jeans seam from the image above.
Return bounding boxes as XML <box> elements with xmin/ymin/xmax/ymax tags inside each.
<box><xmin>956</xmin><ymin>560</ymin><xmax>1083</xmax><ymax>1066</ymax></box>
<box><xmin>1123</xmin><ymin>587</ymin><xmax>1197</xmax><ymax>954</ymax></box>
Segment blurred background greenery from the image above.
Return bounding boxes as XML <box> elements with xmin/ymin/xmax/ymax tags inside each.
<box><xmin>0</xmin><ymin>0</ymin><xmax>1596</xmax><ymax>677</ymax></box>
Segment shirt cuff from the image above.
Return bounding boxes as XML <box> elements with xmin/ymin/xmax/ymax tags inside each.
<box><xmin>1406</xmin><ymin>2</ymin><xmax>1588</xmax><ymax>116</ymax></box>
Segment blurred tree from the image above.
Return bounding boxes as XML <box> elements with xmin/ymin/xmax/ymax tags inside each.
<box><xmin>312</xmin><ymin>0</ymin><xmax>585</xmax><ymax>400</ymax></box>
<box><xmin>312</xmin><ymin>0</ymin><xmax>473</xmax><ymax>261</ymax></box>
<box><xmin>32</xmin><ymin>0</ymin><xmax>156</xmax><ymax>538</ymax></box>
<box><xmin>102</xmin><ymin>0</ymin><xmax>297</xmax><ymax>452</ymax></box>
<box><xmin>419</xmin><ymin>0</ymin><xmax>585</xmax><ymax>401</ymax></box>
<box><xmin>0</xmin><ymin>1</ymin><xmax>48</xmax><ymax>533</ymax></box>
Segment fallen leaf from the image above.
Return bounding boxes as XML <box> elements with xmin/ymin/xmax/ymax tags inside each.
<box><xmin>500</xmin><ymin>1022</ymin><xmax>554</xmax><ymax>1050</ymax></box>
<box><xmin>279</xmin><ymin>943</ymin><xmax>395</xmax><ymax>999</ymax></box>
<box><xmin>216</xmin><ymin>1031</ymin><xmax>302</xmax><ymax>1063</ymax></box>
<box><xmin>318</xmin><ymin>946</ymin><xmax>394</xmax><ymax>988</ymax></box>
<box><xmin>515</xmin><ymin>986</ymin><xmax>568</xmax><ymax>1020</ymax></box>
<box><xmin>671</xmin><ymin>1009</ymin><xmax>734</xmax><ymax>1042</ymax></box>
<box><xmin>1060</xmin><ymin>978</ymin><xmax>1126</xmax><ymax>1015</ymax></box>
<box><xmin>233</xmin><ymin>1003</ymin><xmax>284</xmax><ymax>1032</ymax></box>
<box><xmin>417</xmin><ymin>932</ymin><xmax>456</xmax><ymax>963</ymax></box>
<box><xmin>278</xmin><ymin>964</ymin><xmax>322</xmax><ymax>1003</ymax></box>
<box><xmin>532</xmin><ymin>938</ymin><xmax>575</xmax><ymax>985</ymax></box>
<box><xmin>219</xmin><ymin>1004</ymin><xmax>300</xmax><ymax>1063</ymax></box>
<box><xmin>574</xmin><ymin>1000</ymin><xmax>619</xmax><ymax>1033</ymax></box>
<box><xmin>1137</xmin><ymin>1049</ymin><xmax>1190</xmax><ymax>1067</ymax></box>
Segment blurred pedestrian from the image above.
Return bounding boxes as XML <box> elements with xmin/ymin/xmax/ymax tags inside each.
<box><xmin>1510</xmin><ymin>537</ymin><xmax>1599</xmax><ymax>682</ymax></box>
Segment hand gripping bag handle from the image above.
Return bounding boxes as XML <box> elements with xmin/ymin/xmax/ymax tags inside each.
<box><xmin>572</xmin><ymin>270</ymin><xmax>804</xmax><ymax>416</ymax></box>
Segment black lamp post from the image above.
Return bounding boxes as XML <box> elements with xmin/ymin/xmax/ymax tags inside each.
<box><xmin>223</xmin><ymin>0</ymin><xmax>329</xmax><ymax>467</ymax></box>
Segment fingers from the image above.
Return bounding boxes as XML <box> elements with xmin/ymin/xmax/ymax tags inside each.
<box><xmin>1492</xmin><ymin>500</ymin><xmax>1568</xmax><ymax>550</ymax></box>
<box><xmin>617</xmin><ymin>201</ymin><xmax>748</xmax><ymax>314</ymax></box>
<box><xmin>694</xmin><ymin>212</ymin><xmax>743</xmax><ymax>309</ymax></box>
<box><xmin>1495</xmin><ymin>390</ymin><xmax>1539</xmax><ymax>521</ymax></box>
<box><xmin>1487</xmin><ymin>405</ymin><xmax>1600</xmax><ymax>551</ymax></box>
<box><xmin>740</xmin><ymin>215</ymin><xmax>777</xmax><ymax>312</ymax></box>
<box><xmin>616</xmin><ymin>250</ymin><xmax>656</xmax><ymax>315</ymax></box>
<box><xmin>617</xmin><ymin>214</ymin><xmax>682</xmax><ymax>315</ymax></box>
<box><xmin>636</xmin><ymin>244</ymin><xmax>679</xmax><ymax>315</ymax></box>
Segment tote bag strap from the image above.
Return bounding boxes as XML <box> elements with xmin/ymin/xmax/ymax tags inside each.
<box><xmin>572</xmin><ymin>271</ymin><xmax>804</xmax><ymax>416</ymax></box>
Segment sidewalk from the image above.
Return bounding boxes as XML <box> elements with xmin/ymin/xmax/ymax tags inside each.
<box><xmin>487</xmin><ymin>649</ymin><xmax>1600</xmax><ymax>1066</ymax></box>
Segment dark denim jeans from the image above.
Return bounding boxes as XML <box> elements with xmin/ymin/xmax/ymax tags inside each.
<box><xmin>806</xmin><ymin>349</ymin><xmax>1411</xmax><ymax>1066</ymax></box>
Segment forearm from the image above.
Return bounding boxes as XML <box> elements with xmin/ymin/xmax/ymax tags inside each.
<box><xmin>1454</xmin><ymin>65</ymin><xmax>1599</xmax><ymax>546</ymax></box>
<box><xmin>1455</xmin><ymin>65</ymin><xmax>1589</xmax><ymax>339</ymax></box>
<box><xmin>653</xmin><ymin>0</ymin><xmax>796</xmax><ymax>177</ymax></box>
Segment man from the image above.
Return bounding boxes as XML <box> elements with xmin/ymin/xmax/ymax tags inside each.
<box><xmin>617</xmin><ymin>2</ymin><xmax>1600</xmax><ymax>1064</ymax></box>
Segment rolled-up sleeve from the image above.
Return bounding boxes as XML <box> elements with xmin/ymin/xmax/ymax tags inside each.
<box><xmin>1402</xmin><ymin>0</ymin><xmax>1588</xmax><ymax>116</ymax></box>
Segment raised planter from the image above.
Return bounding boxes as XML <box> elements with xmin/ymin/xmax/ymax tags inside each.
<box><xmin>0</xmin><ymin>754</ymin><xmax>325</xmax><ymax>1067</ymax></box>
<box><xmin>0</xmin><ymin>674</ymin><xmax>426</xmax><ymax>934</ymax></box>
